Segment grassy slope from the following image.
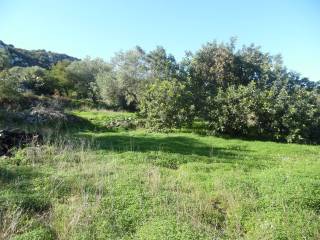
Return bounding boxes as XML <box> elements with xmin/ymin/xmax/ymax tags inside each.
<box><xmin>1</xmin><ymin>110</ymin><xmax>319</xmax><ymax>239</ymax></box>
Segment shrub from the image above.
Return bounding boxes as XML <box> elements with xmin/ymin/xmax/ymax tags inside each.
<box><xmin>0</xmin><ymin>70</ymin><xmax>21</xmax><ymax>101</ymax></box>
<box><xmin>254</xmin><ymin>85</ymin><xmax>320</xmax><ymax>143</ymax></box>
<box><xmin>283</xmin><ymin>88</ymin><xmax>320</xmax><ymax>143</ymax></box>
<box><xmin>139</xmin><ymin>80</ymin><xmax>195</xmax><ymax>130</ymax></box>
<box><xmin>206</xmin><ymin>82</ymin><xmax>257</xmax><ymax>135</ymax></box>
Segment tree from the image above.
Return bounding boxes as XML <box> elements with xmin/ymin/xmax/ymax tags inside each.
<box><xmin>184</xmin><ymin>39</ymin><xmax>238</xmax><ymax>117</ymax></box>
<box><xmin>47</xmin><ymin>60</ymin><xmax>72</xmax><ymax>96</ymax></box>
<box><xmin>234</xmin><ymin>44</ymin><xmax>275</xmax><ymax>87</ymax></box>
<box><xmin>96</xmin><ymin>70</ymin><xmax>123</xmax><ymax>107</ymax></box>
<box><xmin>97</xmin><ymin>47</ymin><xmax>149</xmax><ymax>110</ymax></box>
<box><xmin>97</xmin><ymin>46</ymin><xmax>181</xmax><ymax>110</ymax></box>
<box><xmin>283</xmin><ymin>88</ymin><xmax>320</xmax><ymax>143</ymax></box>
<box><xmin>67</xmin><ymin>57</ymin><xmax>111</xmax><ymax>101</ymax></box>
<box><xmin>146</xmin><ymin>46</ymin><xmax>179</xmax><ymax>81</ymax></box>
<box><xmin>5</xmin><ymin>66</ymin><xmax>56</xmax><ymax>95</ymax></box>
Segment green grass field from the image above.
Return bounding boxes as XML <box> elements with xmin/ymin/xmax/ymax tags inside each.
<box><xmin>1</xmin><ymin>110</ymin><xmax>319</xmax><ymax>239</ymax></box>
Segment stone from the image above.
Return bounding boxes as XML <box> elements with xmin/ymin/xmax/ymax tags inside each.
<box><xmin>25</xmin><ymin>107</ymin><xmax>68</xmax><ymax>124</ymax></box>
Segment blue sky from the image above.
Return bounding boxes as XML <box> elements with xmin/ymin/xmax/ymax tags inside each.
<box><xmin>1</xmin><ymin>0</ymin><xmax>319</xmax><ymax>81</ymax></box>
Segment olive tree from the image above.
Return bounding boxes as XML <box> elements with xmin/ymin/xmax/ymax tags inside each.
<box><xmin>96</xmin><ymin>47</ymin><xmax>149</xmax><ymax>110</ymax></box>
<box><xmin>67</xmin><ymin>57</ymin><xmax>111</xmax><ymax>101</ymax></box>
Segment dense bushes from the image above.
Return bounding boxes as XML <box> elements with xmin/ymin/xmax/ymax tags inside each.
<box><xmin>1</xmin><ymin>39</ymin><xmax>319</xmax><ymax>143</ymax></box>
<box><xmin>254</xmin><ymin>86</ymin><xmax>320</xmax><ymax>143</ymax></box>
<box><xmin>204</xmin><ymin>83</ymin><xmax>320</xmax><ymax>143</ymax></box>
<box><xmin>138</xmin><ymin>78</ymin><xmax>320</xmax><ymax>143</ymax></box>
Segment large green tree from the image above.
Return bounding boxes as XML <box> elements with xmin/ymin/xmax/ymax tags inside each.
<box><xmin>48</xmin><ymin>60</ymin><xmax>72</xmax><ymax>96</ymax></box>
<box><xmin>146</xmin><ymin>46</ymin><xmax>179</xmax><ymax>81</ymax></box>
<box><xmin>67</xmin><ymin>57</ymin><xmax>111</xmax><ymax>101</ymax></box>
<box><xmin>97</xmin><ymin>47</ymin><xmax>149</xmax><ymax>110</ymax></box>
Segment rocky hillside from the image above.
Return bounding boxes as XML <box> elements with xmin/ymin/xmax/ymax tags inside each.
<box><xmin>0</xmin><ymin>40</ymin><xmax>79</xmax><ymax>69</ymax></box>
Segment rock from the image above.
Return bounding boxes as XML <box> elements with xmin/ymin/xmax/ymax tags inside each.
<box><xmin>0</xmin><ymin>40</ymin><xmax>79</xmax><ymax>69</ymax></box>
<box><xmin>104</xmin><ymin>118</ymin><xmax>137</xmax><ymax>129</ymax></box>
<box><xmin>0</xmin><ymin>129</ymin><xmax>42</xmax><ymax>156</ymax></box>
<box><xmin>24</xmin><ymin>107</ymin><xmax>68</xmax><ymax>124</ymax></box>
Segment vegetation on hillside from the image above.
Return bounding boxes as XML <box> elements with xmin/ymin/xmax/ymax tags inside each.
<box><xmin>1</xmin><ymin>39</ymin><xmax>319</xmax><ymax>143</ymax></box>
<box><xmin>1</xmin><ymin>39</ymin><xmax>320</xmax><ymax>238</ymax></box>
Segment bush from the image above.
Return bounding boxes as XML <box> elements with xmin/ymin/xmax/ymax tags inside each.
<box><xmin>206</xmin><ymin>82</ymin><xmax>256</xmax><ymax>135</ymax></box>
<box><xmin>283</xmin><ymin>88</ymin><xmax>320</xmax><ymax>143</ymax></box>
<box><xmin>0</xmin><ymin>70</ymin><xmax>21</xmax><ymax>101</ymax></box>
<box><xmin>255</xmin><ymin>86</ymin><xmax>320</xmax><ymax>143</ymax></box>
<box><xmin>203</xmin><ymin>83</ymin><xmax>320</xmax><ymax>143</ymax></box>
<box><xmin>139</xmin><ymin>80</ymin><xmax>195</xmax><ymax>130</ymax></box>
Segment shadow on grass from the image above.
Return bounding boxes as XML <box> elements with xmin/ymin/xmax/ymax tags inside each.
<box><xmin>0</xmin><ymin>109</ymin><xmax>118</xmax><ymax>135</ymax></box>
<box><xmin>79</xmin><ymin>134</ymin><xmax>257</xmax><ymax>168</ymax></box>
<box><xmin>78</xmin><ymin>133</ymin><xmax>270</xmax><ymax>169</ymax></box>
<box><xmin>0</xmin><ymin>166</ymin><xmax>41</xmax><ymax>184</ymax></box>
<box><xmin>97</xmin><ymin>135</ymin><xmax>246</xmax><ymax>156</ymax></box>
<box><xmin>184</xmin><ymin>120</ymin><xmax>287</xmax><ymax>144</ymax></box>
<box><xmin>0</xmin><ymin>166</ymin><xmax>51</xmax><ymax>214</ymax></box>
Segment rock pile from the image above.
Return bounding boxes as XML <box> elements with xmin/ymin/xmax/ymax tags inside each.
<box><xmin>105</xmin><ymin>118</ymin><xmax>137</xmax><ymax>129</ymax></box>
<box><xmin>24</xmin><ymin>107</ymin><xmax>68</xmax><ymax>124</ymax></box>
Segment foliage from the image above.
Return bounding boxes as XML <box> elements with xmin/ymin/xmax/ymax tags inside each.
<box><xmin>66</xmin><ymin>57</ymin><xmax>111</xmax><ymax>101</ymax></box>
<box><xmin>97</xmin><ymin>46</ymin><xmax>179</xmax><ymax>110</ymax></box>
<box><xmin>146</xmin><ymin>46</ymin><xmax>179</xmax><ymax>81</ymax></box>
<box><xmin>0</xmin><ymin>70</ymin><xmax>21</xmax><ymax>100</ymax></box>
<box><xmin>97</xmin><ymin>47</ymin><xmax>149</xmax><ymax>110</ymax></box>
<box><xmin>0</xmin><ymin>66</ymin><xmax>57</xmax><ymax>96</ymax></box>
<box><xmin>282</xmin><ymin>88</ymin><xmax>320</xmax><ymax>143</ymax></box>
<box><xmin>206</xmin><ymin>82</ymin><xmax>257</xmax><ymax>135</ymax></box>
<box><xmin>19</xmin><ymin>66</ymin><xmax>56</xmax><ymax>95</ymax></box>
<box><xmin>255</xmin><ymin>85</ymin><xmax>320</xmax><ymax>143</ymax></box>
<box><xmin>47</xmin><ymin>61</ymin><xmax>72</xmax><ymax>96</ymax></box>
<box><xmin>0</xmin><ymin>39</ymin><xmax>319</xmax><ymax>143</ymax></box>
<box><xmin>139</xmin><ymin>80</ymin><xmax>195</xmax><ymax>130</ymax></box>
<box><xmin>202</xmin><ymin>82</ymin><xmax>320</xmax><ymax>143</ymax></box>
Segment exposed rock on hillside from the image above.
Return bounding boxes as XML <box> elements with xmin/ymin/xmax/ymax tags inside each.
<box><xmin>24</xmin><ymin>107</ymin><xmax>69</xmax><ymax>124</ymax></box>
<box><xmin>0</xmin><ymin>40</ymin><xmax>79</xmax><ymax>69</ymax></box>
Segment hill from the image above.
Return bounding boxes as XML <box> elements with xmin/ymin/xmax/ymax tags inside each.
<box><xmin>0</xmin><ymin>40</ymin><xmax>79</xmax><ymax>69</ymax></box>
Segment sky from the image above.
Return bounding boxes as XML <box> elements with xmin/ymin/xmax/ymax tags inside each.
<box><xmin>1</xmin><ymin>0</ymin><xmax>319</xmax><ymax>81</ymax></box>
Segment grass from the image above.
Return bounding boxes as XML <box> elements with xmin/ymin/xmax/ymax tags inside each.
<box><xmin>0</xmin><ymin>110</ymin><xmax>319</xmax><ymax>239</ymax></box>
